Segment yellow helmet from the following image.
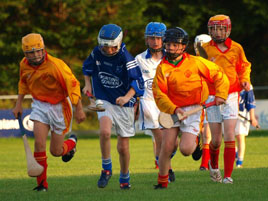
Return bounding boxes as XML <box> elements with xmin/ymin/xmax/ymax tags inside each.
<box><xmin>22</xmin><ymin>33</ymin><xmax>44</xmax><ymax>52</ymax></box>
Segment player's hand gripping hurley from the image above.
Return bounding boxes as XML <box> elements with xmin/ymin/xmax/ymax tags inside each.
<box><xmin>159</xmin><ymin>100</ymin><xmax>216</xmax><ymax>129</ymax></box>
<box><xmin>18</xmin><ymin>114</ymin><xmax>44</xmax><ymax>177</ymax></box>
<box><xmin>86</xmin><ymin>91</ymin><xmax>105</xmax><ymax>112</ymax></box>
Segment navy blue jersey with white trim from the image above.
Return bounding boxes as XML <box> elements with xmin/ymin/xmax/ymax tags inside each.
<box><xmin>83</xmin><ymin>43</ymin><xmax>144</xmax><ymax>107</ymax></box>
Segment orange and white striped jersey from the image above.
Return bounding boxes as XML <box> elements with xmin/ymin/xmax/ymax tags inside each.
<box><xmin>202</xmin><ymin>38</ymin><xmax>251</xmax><ymax>94</ymax></box>
<box><xmin>19</xmin><ymin>53</ymin><xmax>81</xmax><ymax>105</ymax></box>
<box><xmin>152</xmin><ymin>53</ymin><xmax>229</xmax><ymax>114</ymax></box>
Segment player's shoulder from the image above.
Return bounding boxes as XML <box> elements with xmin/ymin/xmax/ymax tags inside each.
<box><xmin>135</xmin><ymin>50</ymin><xmax>148</xmax><ymax>61</ymax></box>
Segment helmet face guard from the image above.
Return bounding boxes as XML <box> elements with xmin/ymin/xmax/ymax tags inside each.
<box><xmin>22</xmin><ymin>33</ymin><xmax>45</xmax><ymax>66</ymax></box>
<box><xmin>145</xmin><ymin>22</ymin><xmax>166</xmax><ymax>53</ymax></box>
<box><xmin>208</xmin><ymin>14</ymin><xmax>231</xmax><ymax>43</ymax></box>
<box><xmin>164</xmin><ymin>27</ymin><xmax>189</xmax><ymax>60</ymax></box>
<box><xmin>98</xmin><ymin>24</ymin><xmax>123</xmax><ymax>56</ymax></box>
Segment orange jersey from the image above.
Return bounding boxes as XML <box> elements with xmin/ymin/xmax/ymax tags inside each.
<box><xmin>152</xmin><ymin>53</ymin><xmax>229</xmax><ymax>114</ymax></box>
<box><xmin>202</xmin><ymin>38</ymin><xmax>251</xmax><ymax>94</ymax></box>
<box><xmin>19</xmin><ymin>53</ymin><xmax>81</xmax><ymax>105</ymax></box>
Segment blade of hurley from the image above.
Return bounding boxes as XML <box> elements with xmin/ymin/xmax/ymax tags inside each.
<box><xmin>18</xmin><ymin>115</ymin><xmax>44</xmax><ymax>177</ymax></box>
<box><xmin>159</xmin><ymin>112</ymin><xmax>176</xmax><ymax>129</ymax></box>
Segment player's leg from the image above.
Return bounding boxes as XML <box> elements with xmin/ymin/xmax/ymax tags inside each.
<box><xmin>33</xmin><ymin>120</ymin><xmax>49</xmax><ymax>191</ymax></box>
<box><xmin>236</xmin><ymin>134</ymin><xmax>245</xmax><ymax>167</ymax></box>
<box><xmin>179</xmin><ymin>132</ymin><xmax>199</xmax><ymax>156</ymax></box>
<box><xmin>98</xmin><ymin>115</ymin><xmax>113</xmax><ymax>188</ymax></box>
<box><xmin>151</xmin><ymin>129</ymin><xmax>162</xmax><ymax>169</ymax></box>
<box><xmin>200</xmin><ymin>123</ymin><xmax>211</xmax><ymax>170</ymax></box>
<box><xmin>222</xmin><ymin>119</ymin><xmax>236</xmax><ymax>184</ymax></box>
<box><xmin>222</xmin><ymin>92</ymin><xmax>238</xmax><ymax>184</ymax></box>
<box><xmin>155</xmin><ymin>127</ymin><xmax>178</xmax><ymax>189</ymax></box>
<box><xmin>117</xmin><ymin>136</ymin><xmax>131</xmax><ymax>189</ymax></box>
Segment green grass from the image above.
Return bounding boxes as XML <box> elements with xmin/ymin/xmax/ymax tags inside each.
<box><xmin>0</xmin><ymin>131</ymin><xmax>268</xmax><ymax>201</ymax></box>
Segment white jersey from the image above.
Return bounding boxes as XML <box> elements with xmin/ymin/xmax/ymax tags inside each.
<box><xmin>135</xmin><ymin>49</ymin><xmax>163</xmax><ymax>130</ymax></box>
<box><xmin>135</xmin><ymin>49</ymin><xmax>162</xmax><ymax>100</ymax></box>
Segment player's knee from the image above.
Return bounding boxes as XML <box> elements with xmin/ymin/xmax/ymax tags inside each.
<box><xmin>100</xmin><ymin>130</ymin><xmax>111</xmax><ymax>140</ymax></box>
<box><xmin>50</xmin><ymin>147</ymin><xmax>62</xmax><ymax>156</ymax></box>
<box><xmin>179</xmin><ymin>145</ymin><xmax>192</xmax><ymax>156</ymax></box>
<box><xmin>117</xmin><ymin>144</ymin><xmax>128</xmax><ymax>155</ymax></box>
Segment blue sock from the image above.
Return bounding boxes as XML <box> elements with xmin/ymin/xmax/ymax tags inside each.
<box><xmin>236</xmin><ymin>159</ymin><xmax>243</xmax><ymax>166</ymax></box>
<box><xmin>156</xmin><ymin>156</ymin><xmax>159</xmax><ymax>165</ymax></box>
<box><xmin>102</xmin><ymin>158</ymin><xmax>112</xmax><ymax>172</ymax></box>
<box><xmin>171</xmin><ymin>150</ymin><xmax>177</xmax><ymax>159</ymax></box>
<box><xmin>119</xmin><ymin>171</ymin><xmax>130</xmax><ymax>184</ymax></box>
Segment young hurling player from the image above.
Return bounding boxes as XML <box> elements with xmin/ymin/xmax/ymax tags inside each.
<box><xmin>153</xmin><ymin>27</ymin><xmax>229</xmax><ymax>189</ymax></box>
<box><xmin>13</xmin><ymin>33</ymin><xmax>86</xmax><ymax>191</ymax></box>
<box><xmin>203</xmin><ymin>14</ymin><xmax>251</xmax><ymax>184</ymax></box>
<box><xmin>135</xmin><ymin>22</ymin><xmax>177</xmax><ymax>182</ymax></box>
<box><xmin>82</xmin><ymin>24</ymin><xmax>144</xmax><ymax>189</ymax></box>
<box><xmin>194</xmin><ymin>34</ymin><xmax>213</xmax><ymax>171</ymax></box>
<box><xmin>235</xmin><ymin>85</ymin><xmax>258</xmax><ymax>167</ymax></box>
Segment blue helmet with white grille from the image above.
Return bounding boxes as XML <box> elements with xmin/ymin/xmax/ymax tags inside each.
<box><xmin>98</xmin><ymin>24</ymin><xmax>123</xmax><ymax>56</ymax></box>
<box><xmin>145</xmin><ymin>22</ymin><xmax>166</xmax><ymax>52</ymax></box>
<box><xmin>145</xmin><ymin>22</ymin><xmax>166</xmax><ymax>37</ymax></box>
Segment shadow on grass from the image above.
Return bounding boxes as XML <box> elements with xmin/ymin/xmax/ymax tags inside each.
<box><xmin>0</xmin><ymin>168</ymin><xmax>268</xmax><ymax>201</ymax></box>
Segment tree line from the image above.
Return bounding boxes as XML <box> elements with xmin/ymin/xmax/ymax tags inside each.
<box><xmin>1</xmin><ymin>0</ymin><xmax>267</xmax><ymax>95</ymax></box>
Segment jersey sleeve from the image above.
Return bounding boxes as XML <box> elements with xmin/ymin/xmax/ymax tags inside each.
<box><xmin>124</xmin><ymin>47</ymin><xmax>144</xmax><ymax>97</ymax></box>
<box><xmin>236</xmin><ymin>44</ymin><xmax>251</xmax><ymax>84</ymax></box>
<box><xmin>82</xmin><ymin>49</ymin><xmax>96</xmax><ymax>76</ymax></box>
<box><xmin>152</xmin><ymin>63</ymin><xmax>177</xmax><ymax>114</ymax></box>
<box><xmin>56</xmin><ymin>60</ymin><xmax>81</xmax><ymax>105</ymax></box>
<box><xmin>245</xmin><ymin>89</ymin><xmax>256</xmax><ymax>111</ymax></box>
<box><xmin>197</xmin><ymin>57</ymin><xmax>229</xmax><ymax>100</ymax></box>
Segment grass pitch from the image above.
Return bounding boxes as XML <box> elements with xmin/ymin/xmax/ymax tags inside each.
<box><xmin>0</xmin><ymin>131</ymin><xmax>267</xmax><ymax>201</ymax></box>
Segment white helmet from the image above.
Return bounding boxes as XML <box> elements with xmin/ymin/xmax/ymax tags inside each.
<box><xmin>194</xmin><ymin>34</ymin><xmax>211</xmax><ymax>56</ymax></box>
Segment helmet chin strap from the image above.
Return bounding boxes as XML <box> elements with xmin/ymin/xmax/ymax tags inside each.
<box><xmin>148</xmin><ymin>46</ymin><xmax>163</xmax><ymax>53</ymax></box>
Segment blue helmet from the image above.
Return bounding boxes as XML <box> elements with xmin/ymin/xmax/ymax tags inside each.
<box><xmin>145</xmin><ymin>22</ymin><xmax>166</xmax><ymax>38</ymax></box>
<box><xmin>98</xmin><ymin>24</ymin><xmax>123</xmax><ymax>56</ymax></box>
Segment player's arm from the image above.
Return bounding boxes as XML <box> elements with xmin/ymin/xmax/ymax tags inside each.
<box><xmin>83</xmin><ymin>75</ymin><xmax>92</xmax><ymax>95</ymax></box>
<box><xmin>116</xmin><ymin>87</ymin><xmax>136</xmax><ymax>107</ymax></box>
<box><xmin>13</xmin><ymin>94</ymin><xmax>25</xmax><ymax>118</ymax></box>
<box><xmin>198</xmin><ymin>57</ymin><xmax>229</xmax><ymax>101</ymax></box>
<box><xmin>237</xmin><ymin>46</ymin><xmax>251</xmax><ymax>91</ymax></box>
<box><xmin>152</xmin><ymin>65</ymin><xmax>177</xmax><ymax>114</ymax></box>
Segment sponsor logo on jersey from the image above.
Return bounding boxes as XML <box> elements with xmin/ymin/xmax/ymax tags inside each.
<box><xmin>103</xmin><ymin>61</ymin><xmax>113</xmax><ymax>66</ymax></box>
<box><xmin>142</xmin><ymin>69</ymin><xmax>150</xmax><ymax>73</ymax></box>
<box><xmin>145</xmin><ymin>78</ymin><xmax>153</xmax><ymax>90</ymax></box>
<box><xmin>98</xmin><ymin>72</ymin><xmax>123</xmax><ymax>88</ymax></box>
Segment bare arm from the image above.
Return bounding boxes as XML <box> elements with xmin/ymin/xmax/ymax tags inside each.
<box><xmin>82</xmin><ymin>75</ymin><xmax>92</xmax><ymax>95</ymax></box>
<box><xmin>12</xmin><ymin>94</ymin><xmax>25</xmax><ymax>118</ymax></box>
<box><xmin>116</xmin><ymin>88</ymin><xmax>136</xmax><ymax>107</ymax></box>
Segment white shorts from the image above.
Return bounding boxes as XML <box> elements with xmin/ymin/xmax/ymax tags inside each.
<box><xmin>206</xmin><ymin>92</ymin><xmax>239</xmax><ymax>123</ymax></box>
<box><xmin>235</xmin><ymin>112</ymin><xmax>250</xmax><ymax>136</ymax></box>
<box><xmin>97</xmin><ymin>100</ymin><xmax>135</xmax><ymax>137</ymax></box>
<box><xmin>173</xmin><ymin>104</ymin><xmax>202</xmax><ymax>136</ymax></box>
<box><xmin>138</xmin><ymin>98</ymin><xmax>160</xmax><ymax>130</ymax></box>
<box><xmin>30</xmin><ymin>98</ymin><xmax>73</xmax><ymax>135</ymax></box>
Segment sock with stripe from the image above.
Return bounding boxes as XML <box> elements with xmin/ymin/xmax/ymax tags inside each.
<box><xmin>209</xmin><ymin>142</ymin><xmax>220</xmax><ymax>169</ymax></box>
<box><xmin>200</xmin><ymin>143</ymin><xmax>210</xmax><ymax>169</ymax></box>
<box><xmin>158</xmin><ymin>173</ymin><xmax>169</xmax><ymax>188</ymax></box>
<box><xmin>224</xmin><ymin>141</ymin><xmax>236</xmax><ymax>178</ymax></box>
<box><xmin>102</xmin><ymin>158</ymin><xmax>112</xmax><ymax>173</ymax></box>
<box><xmin>119</xmin><ymin>171</ymin><xmax>130</xmax><ymax>184</ymax></box>
<box><xmin>62</xmin><ymin>138</ymin><xmax>76</xmax><ymax>156</ymax></box>
<box><xmin>34</xmin><ymin>151</ymin><xmax>48</xmax><ymax>188</ymax></box>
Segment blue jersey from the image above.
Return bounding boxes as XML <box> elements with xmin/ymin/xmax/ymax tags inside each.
<box><xmin>239</xmin><ymin>86</ymin><xmax>256</xmax><ymax>112</ymax></box>
<box><xmin>83</xmin><ymin>43</ymin><xmax>144</xmax><ymax>107</ymax></box>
